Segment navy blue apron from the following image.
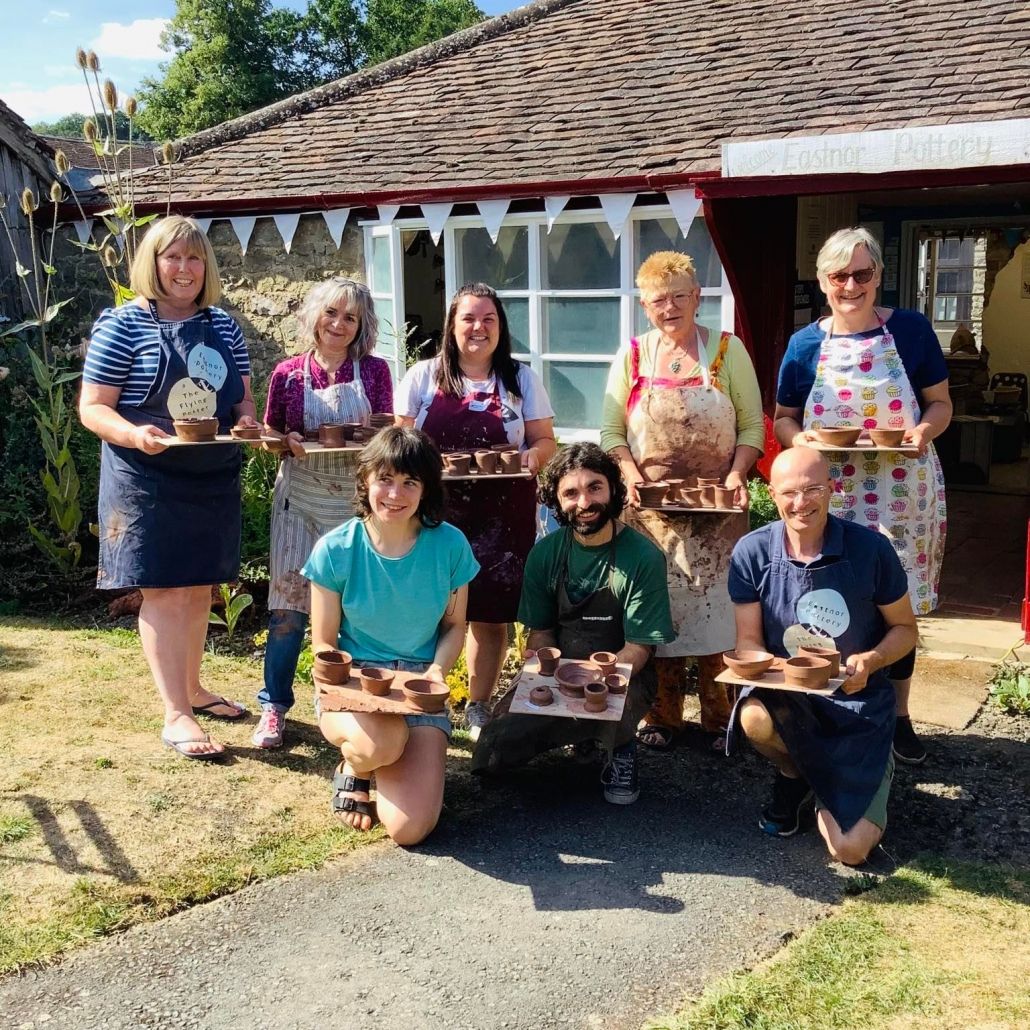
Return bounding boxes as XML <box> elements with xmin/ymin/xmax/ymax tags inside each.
<box><xmin>97</xmin><ymin>303</ymin><xmax>244</xmax><ymax>589</ymax></box>
<box><xmin>732</xmin><ymin>522</ymin><xmax>895</xmax><ymax>832</ymax></box>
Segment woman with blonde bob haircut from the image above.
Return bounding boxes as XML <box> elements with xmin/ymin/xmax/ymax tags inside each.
<box><xmin>774</xmin><ymin>226</ymin><xmax>951</xmax><ymax>766</ymax></box>
<box><xmin>601</xmin><ymin>249</ymin><xmax>765</xmax><ymax>750</ymax></box>
<box><xmin>79</xmin><ymin>214</ymin><xmax>260</xmax><ymax>759</ymax></box>
<box><xmin>254</xmin><ymin>276</ymin><xmax>394</xmax><ymax>749</ymax></box>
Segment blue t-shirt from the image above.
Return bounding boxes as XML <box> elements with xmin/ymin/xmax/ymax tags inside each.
<box><xmin>777</xmin><ymin>309</ymin><xmax>948</xmax><ymax>417</ymax></box>
<box><xmin>302</xmin><ymin>519</ymin><xmax>480</xmax><ymax>665</ymax></box>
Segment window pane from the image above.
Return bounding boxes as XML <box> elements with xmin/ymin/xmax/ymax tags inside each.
<box><xmin>455</xmin><ymin>226</ymin><xmax>529</xmax><ymax>290</ymax></box>
<box><xmin>372</xmin><ymin>236</ymin><xmax>392</xmax><ymax>293</ymax></box>
<box><xmin>503</xmin><ymin>296</ymin><xmax>529</xmax><ymax>354</ymax></box>
<box><xmin>543</xmin><ymin>297</ymin><xmax>621</xmax><ymax>355</ymax></box>
<box><xmin>542</xmin><ymin>222</ymin><xmax>619</xmax><ymax>289</ymax></box>
<box><xmin>634</xmin><ymin>216</ymin><xmax>722</xmax><ymax>288</ymax></box>
<box><xmin>544</xmin><ymin>361</ymin><xmax>610</xmax><ymax>430</ymax></box>
<box><xmin>633</xmin><ymin>296</ymin><xmax>723</xmax><ymax>337</ymax></box>
<box><xmin>374</xmin><ymin>297</ymin><xmax>397</xmax><ymax>354</ymax></box>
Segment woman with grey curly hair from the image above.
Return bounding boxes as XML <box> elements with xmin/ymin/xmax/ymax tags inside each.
<box><xmin>255</xmin><ymin>276</ymin><xmax>394</xmax><ymax>749</ymax></box>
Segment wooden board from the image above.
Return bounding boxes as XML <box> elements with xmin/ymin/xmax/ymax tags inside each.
<box><xmin>508</xmin><ymin>658</ymin><xmax>630</xmax><ymax>721</ymax></box>
<box><xmin>801</xmin><ymin>440</ymin><xmax>919</xmax><ymax>456</ymax></box>
<box><xmin>155</xmin><ymin>434</ymin><xmax>280</xmax><ymax>447</ymax></box>
<box><xmin>639</xmin><ymin>503</ymin><xmax>745</xmax><ymax>515</ymax></box>
<box><xmin>315</xmin><ymin>668</ymin><xmax>446</xmax><ymax>715</ymax></box>
<box><xmin>295</xmin><ymin>441</ymin><xmax>364</xmax><ymax>456</ymax></box>
<box><xmin>715</xmin><ymin>657</ymin><xmax>844</xmax><ymax>696</ymax></box>
<box><xmin>443</xmin><ymin>468</ymin><xmax>533</xmax><ymax>481</ymax></box>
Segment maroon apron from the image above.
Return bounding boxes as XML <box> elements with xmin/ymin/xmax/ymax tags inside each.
<box><xmin>420</xmin><ymin>379</ymin><xmax>537</xmax><ymax>623</ymax></box>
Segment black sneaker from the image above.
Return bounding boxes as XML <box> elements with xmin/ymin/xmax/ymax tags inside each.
<box><xmin>892</xmin><ymin>716</ymin><xmax>927</xmax><ymax>765</ymax></box>
<box><xmin>601</xmin><ymin>740</ymin><xmax>640</xmax><ymax>805</ymax></box>
<box><xmin>758</xmin><ymin>772</ymin><xmax>814</xmax><ymax>837</ymax></box>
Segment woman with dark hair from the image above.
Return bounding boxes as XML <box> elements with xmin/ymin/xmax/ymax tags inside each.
<box><xmin>255</xmin><ymin>277</ymin><xmax>392</xmax><ymax>750</ymax></box>
<box><xmin>303</xmin><ymin>427</ymin><xmax>478</xmax><ymax>845</ymax></box>
<box><xmin>395</xmin><ymin>283</ymin><xmax>556</xmax><ymax>741</ymax></box>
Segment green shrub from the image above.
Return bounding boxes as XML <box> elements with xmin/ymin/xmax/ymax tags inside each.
<box><xmin>747</xmin><ymin>477</ymin><xmax>778</xmax><ymax>531</ymax></box>
<box><xmin>988</xmin><ymin>662</ymin><xmax>1030</xmax><ymax>715</ymax></box>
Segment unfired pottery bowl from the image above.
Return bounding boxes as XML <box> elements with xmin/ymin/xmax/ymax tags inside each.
<box><xmin>679</xmin><ymin>487</ymin><xmax>702</xmax><ymax>509</ymax></box>
<box><xmin>529</xmin><ymin>685</ymin><xmax>554</xmax><ymax>707</ymax></box>
<box><xmin>369</xmin><ymin>413</ymin><xmax>394</xmax><ymax>427</ymax></box>
<box><xmin>583</xmin><ymin>681</ymin><xmax>609</xmax><ymax>712</ymax></box>
<box><xmin>815</xmin><ymin>426</ymin><xmax>862</xmax><ymax>447</ymax></box>
<box><xmin>699</xmin><ymin>485</ymin><xmax>716</xmax><ymax>507</ymax></box>
<box><xmin>722</xmin><ymin>649</ymin><xmax>775</xmax><ymax>679</ymax></box>
<box><xmin>230</xmin><ymin>425</ymin><xmax>262</xmax><ymax>440</ymax></box>
<box><xmin>868</xmin><ymin>428</ymin><xmax>906</xmax><ymax>447</ymax></box>
<box><xmin>314</xmin><ymin>648</ymin><xmax>353</xmax><ymax>684</ymax></box>
<box><xmin>535</xmin><ymin>647</ymin><xmax>561</xmax><ymax>676</ymax></box>
<box><xmin>475</xmin><ymin>450</ymin><xmax>500</xmax><ymax>475</ymax></box>
<box><xmin>359</xmin><ymin>667</ymin><xmax>394</xmax><ymax>696</ymax></box>
<box><xmin>797</xmin><ymin>645</ymin><xmax>841</xmax><ymax>677</ymax></box>
<box><xmin>714</xmin><ymin>485</ymin><xmax>737</xmax><ymax>509</ymax></box>
<box><xmin>638</xmin><ymin>481</ymin><xmax>669</xmax><ymax>507</ymax></box>
<box><xmin>402</xmin><ymin>679</ymin><xmax>449</xmax><ymax>713</ymax></box>
<box><xmin>664</xmin><ymin>478</ymin><xmax>685</xmax><ymax>503</ymax></box>
<box><xmin>173</xmin><ymin>417</ymin><xmax>219</xmax><ymax>442</ymax></box>
<box><xmin>782</xmin><ymin>655</ymin><xmax>832</xmax><ymax>689</ymax></box>
<box><xmin>319</xmin><ymin>423</ymin><xmax>348</xmax><ymax>447</ymax></box>
<box><xmin>445</xmin><ymin>452</ymin><xmax>472</xmax><ymax>476</ymax></box>
<box><xmin>555</xmin><ymin>663</ymin><xmax>600</xmax><ymax>698</ymax></box>
<box><xmin>696</xmin><ymin>476</ymin><xmax>720</xmax><ymax>488</ymax></box>
<box><xmin>500</xmin><ymin>450</ymin><xmax>522</xmax><ymax>473</ymax></box>
<box><xmin>590</xmin><ymin>651</ymin><xmax>618</xmax><ymax>676</ymax></box>
<box><xmin>604</xmin><ymin>673</ymin><xmax>629</xmax><ymax>695</ymax></box>
<box><xmin>340</xmin><ymin>421</ymin><xmax>363</xmax><ymax>440</ymax></box>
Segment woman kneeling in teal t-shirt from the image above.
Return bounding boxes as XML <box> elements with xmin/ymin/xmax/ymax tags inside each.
<box><xmin>303</xmin><ymin>427</ymin><xmax>479</xmax><ymax>844</ymax></box>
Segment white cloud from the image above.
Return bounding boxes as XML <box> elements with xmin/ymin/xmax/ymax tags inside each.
<box><xmin>43</xmin><ymin>10</ymin><xmax>70</xmax><ymax>24</ymax></box>
<box><xmin>92</xmin><ymin>18</ymin><xmax>169</xmax><ymax>61</ymax></box>
<box><xmin>0</xmin><ymin>82</ymin><xmax>93</xmax><ymax>122</ymax></box>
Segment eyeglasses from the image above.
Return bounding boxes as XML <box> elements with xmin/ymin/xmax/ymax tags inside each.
<box><xmin>643</xmin><ymin>290</ymin><xmax>696</xmax><ymax>310</ymax></box>
<box><xmin>826</xmin><ymin>267</ymin><xmax>877</xmax><ymax>287</ymax></box>
<box><xmin>775</xmin><ymin>485</ymin><xmax>829</xmax><ymax>503</ymax></box>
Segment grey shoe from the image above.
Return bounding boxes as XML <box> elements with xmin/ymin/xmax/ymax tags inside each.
<box><xmin>465</xmin><ymin>700</ymin><xmax>492</xmax><ymax>743</ymax></box>
<box><xmin>252</xmin><ymin>706</ymin><xmax>286</xmax><ymax>749</ymax></box>
<box><xmin>601</xmin><ymin>740</ymin><xmax>640</xmax><ymax>805</ymax></box>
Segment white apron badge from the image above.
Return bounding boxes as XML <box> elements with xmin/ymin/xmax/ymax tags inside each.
<box><xmin>167</xmin><ymin>377</ymin><xmax>217</xmax><ymax>419</ymax></box>
<box><xmin>796</xmin><ymin>588</ymin><xmax>852</xmax><ymax>637</ymax></box>
<box><xmin>187</xmin><ymin>344</ymin><xmax>228</xmax><ymax>391</ymax></box>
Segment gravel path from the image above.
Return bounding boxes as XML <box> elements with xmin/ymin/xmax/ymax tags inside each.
<box><xmin>2</xmin><ymin>686</ymin><xmax>1026</xmax><ymax>1030</ymax></box>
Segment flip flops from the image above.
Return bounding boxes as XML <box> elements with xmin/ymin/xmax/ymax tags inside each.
<box><xmin>332</xmin><ymin>762</ymin><xmax>378</xmax><ymax>829</ymax></box>
<box><xmin>636</xmin><ymin>724</ymin><xmax>676</xmax><ymax>750</ymax></box>
<box><xmin>161</xmin><ymin>730</ymin><xmax>227</xmax><ymax>761</ymax></box>
<box><xmin>191</xmin><ymin>696</ymin><xmax>249</xmax><ymax>721</ymax></box>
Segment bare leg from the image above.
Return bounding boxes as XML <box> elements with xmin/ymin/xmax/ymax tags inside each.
<box><xmin>139</xmin><ymin>585</ymin><xmax>223</xmax><ymax>756</ymax></box>
<box><xmin>467</xmin><ymin>621</ymin><xmax>507</xmax><ymax>704</ymax></box>
<box><xmin>816</xmin><ymin>809</ymin><xmax>884</xmax><ymax>866</ymax></box>
<box><xmin>375</xmin><ymin>726</ymin><xmax>448</xmax><ymax>846</ymax></box>
<box><xmin>738</xmin><ymin>698</ymin><xmax>800</xmax><ymax>777</ymax></box>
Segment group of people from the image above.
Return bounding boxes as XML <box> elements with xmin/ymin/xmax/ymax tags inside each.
<box><xmin>80</xmin><ymin>216</ymin><xmax>950</xmax><ymax>865</ymax></box>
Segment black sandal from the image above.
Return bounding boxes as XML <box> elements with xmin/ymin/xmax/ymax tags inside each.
<box><xmin>331</xmin><ymin>763</ymin><xmax>377</xmax><ymax>826</ymax></box>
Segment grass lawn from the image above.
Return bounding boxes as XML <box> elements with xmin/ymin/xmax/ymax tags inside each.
<box><xmin>0</xmin><ymin>615</ymin><xmax>453</xmax><ymax>973</ymax></box>
<box><xmin>649</xmin><ymin>858</ymin><xmax>1030</xmax><ymax>1030</ymax></box>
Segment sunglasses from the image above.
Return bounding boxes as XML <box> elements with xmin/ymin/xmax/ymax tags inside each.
<box><xmin>826</xmin><ymin>267</ymin><xmax>877</xmax><ymax>286</ymax></box>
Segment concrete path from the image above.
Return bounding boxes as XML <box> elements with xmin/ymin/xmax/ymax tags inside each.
<box><xmin>1</xmin><ymin>745</ymin><xmax>854</xmax><ymax>1030</ymax></box>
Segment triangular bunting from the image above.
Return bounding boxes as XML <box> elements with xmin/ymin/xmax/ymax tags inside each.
<box><xmin>273</xmin><ymin>212</ymin><xmax>302</xmax><ymax>254</ymax></box>
<box><xmin>476</xmin><ymin>199</ymin><xmax>509</xmax><ymax>244</ymax></box>
<box><xmin>544</xmin><ymin>195</ymin><xmax>570</xmax><ymax>233</ymax></box>
<box><xmin>377</xmin><ymin>204</ymin><xmax>400</xmax><ymax>225</ymax></box>
<box><xmin>422</xmin><ymin>202</ymin><xmax>453</xmax><ymax>245</ymax></box>
<box><xmin>72</xmin><ymin>219</ymin><xmax>93</xmax><ymax>244</ymax></box>
<box><xmin>229</xmin><ymin>216</ymin><xmax>257</xmax><ymax>256</ymax></box>
<box><xmin>666</xmin><ymin>189</ymin><xmax>702</xmax><ymax>239</ymax></box>
<box><xmin>598</xmin><ymin>193</ymin><xmax>636</xmax><ymax>240</ymax></box>
<box><xmin>193</xmin><ymin>217</ymin><xmax>212</xmax><ymax>234</ymax></box>
<box><xmin>322</xmin><ymin>208</ymin><xmax>350</xmax><ymax>249</ymax></box>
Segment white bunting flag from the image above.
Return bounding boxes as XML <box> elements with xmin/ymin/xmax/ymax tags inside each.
<box><xmin>322</xmin><ymin>208</ymin><xmax>350</xmax><ymax>249</ymax></box>
<box><xmin>273</xmin><ymin>213</ymin><xmax>302</xmax><ymax>254</ymax></box>
<box><xmin>476</xmin><ymin>199</ymin><xmax>510</xmax><ymax>243</ymax></box>
<box><xmin>598</xmin><ymin>193</ymin><xmax>636</xmax><ymax>240</ymax></box>
<box><xmin>666</xmin><ymin>189</ymin><xmax>702</xmax><ymax>239</ymax></box>
<box><xmin>543</xmin><ymin>195</ymin><xmax>570</xmax><ymax>233</ymax></box>
<box><xmin>422</xmin><ymin>202</ymin><xmax>453</xmax><ymax>245</ymax></box>
<box><xmin>72</xmin><ymin>219</ymin><xmax>93</xmax><ymax>244</ymax></box>
<box><xmin>193</xmin><ymin>217</ymin><xmax>212</xmax><ymax>234</ymax></box>
<box><xmin>377</xmin><ymin>204</ymin><xmax>400</xmax><ymax>225</ymax></box>
<box><xmin>229</xmin><ymin>216</ymin><xmax>257</xmax><ymax>256</ymax></box>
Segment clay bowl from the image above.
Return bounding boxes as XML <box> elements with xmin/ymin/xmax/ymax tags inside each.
<box><xmin>782</xmin><ymin>656</ymin><xmax>832</xmax><ymax>689</ymax></box>
<box><xmin>583</xmin><ymin>681</ymin><xmax>609</xmax><ymax>712</ymax></box>
<box><xmin>369</xmin><ymin>413</ymin><xmax>394</xmax><ymax>427</ymax></box>
<box><xmin>314</xmin><ymin>648</ymin><xmax>353</xmax><ymax>685</ymax></box>
<box><xmin>699</xmin><ymin>485</ymin><xmax>716</xmax><ymax>508</ymax></box>
<box><xmin>679</xmin><ymin>487</ymin><xmax>702</xmax><ymax>509</ymax></box>
<box><xmin>535</xmin><ymin>646</ymin><xmax>561</xmax><ymax>676</ymax></box>
<box><xmin>230</xmin><ymin>425</ymin><xmax>263</xmax><ymax>441</ymax></box>
<box><xmin>474</xmin><ymin>450</ymin><xmax>500</xmax><ymax>475</ymax></box>
<box><xmin>304</xmin><ymin>430</ymin><xmax>320</xmax><ymax>442</ymax></box>
<box><xmin>638</xmin><ymin>481</ymin><xmax>669</xmax><ymax>507</ymax></box>
<box><xmin>696</xmin><ymin>476</ymin><xmax>720</xmax><ymax>488</ymax></box>
<box><xmin>444</xmin><ymin>452</ymin><xmax>472</xmax><ymax>476</ymax></box>
<box><xmin>554</xmin><ymin>663</ymin><xmax>600</xmax><ymax>698</ymax></box>
<box><xmin>173</xmin><ymin>417</ymin><xmax>218</xmax><ymax>442</ymax></box>
<box><xmin>797</xmin><ymin>645</ymin><xmax>841</xmax><ymax>677</ymax></box>
<box><xmin>358</xmin><ymin>666</ymin><xmax>395</xmax><ymax>696</ymax></box>
<box><xmin>590</xmin><ymin>651</ymin><xmax>618</xmax><ymax>677</ymax></box>
<box><xmin>664</xmin><ymin>478</ymin><xmax>685</xmax><ymax>503</ymax></box>
<box><xmin>867</xmin><ymin>428</ymin><xmax>906</xmax><ymax>447</ymax></box>
<box><xmin>319</xmin><ymin>423</ymin><xmax>349</xmax><ymax>447</ymax></box>
<box><xmin>339</xmin><ymin>421</ymin><xmax>363</xmax><ymax>441</ymax></box>
<box><xmin>722</xmin><ymin>649</ymin><xmax>775</xmax><ymax>680</ymax></box>
<box><xmin>500</xmin><ymin>450</ymin><xmax>522</xmax><ymax>474</ymax></box>
<box><xmin>714</xmin><ymin>485</ymin><xmax>737</xmax><ymax>509</ymax></box>
<box><xmin>401</xmin><ymin>679</ymin><xmax>449</xmax><ymax>713</ymax></box>
<box><xmin>815</xmin><ymin>426</ymin><xmax>862</xmax><ymax>447</ymax></box>
<box><xmin>529</xmin><ymin>685</ymin><xmax>554</xmax><ymax>707</ymax></box>
<box><xmin>604</xmin><ymin>673</ymin><xmax>629</xmax><ymax>695</ymax></box>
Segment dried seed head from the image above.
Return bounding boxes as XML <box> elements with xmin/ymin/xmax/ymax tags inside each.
<box><xmin>54</xmin><ymin>149</ymin><xmax>71</xmax><ymax>175</ymax></box>
<box><xmin>49</xmin><ymin>181</ymin><xmax>63</xmax><ymax>204</ymax></box>
<box><xmin>75</xmin><ymin>47</ymin><xmax>88</xmax><ymax>70</ymax></box>
<box><xmin>102</xmin><ymin>79</ymin><xmax>117</xmax><ymax>112</ymax></box>
<box><xmin>86</xmin><ymin>50</ymin><xmax>100</xmax><ymax>71</ymax></box>
<box><xmin>124</xmin><ymin>95</ymin><xmax>138</xmax><ymax>118</ymax></box>
<box><xmin>20</xmin><ymin>188</ymin><xmax>37</xmax><ymax>216</ymax></box>
<box><xmin>102</xmin><ymin>245</ymin><xmax>119</xmax><ymax>267</ymax></box>
<box><xmin>83</xmin><ymin>119</ymin><xmax>98</xmax><ymax>142</ymax></box>
<box><xmin>160</xmin><ymin>142</ymin><xmax>177</xmax><ymax>165</ymax></box>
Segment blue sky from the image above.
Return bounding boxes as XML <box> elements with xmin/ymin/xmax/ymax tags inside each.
<box><xmin>1</xmin><ymin>1</ymin><xmax>520</xmax><ymax>125</ymax></box>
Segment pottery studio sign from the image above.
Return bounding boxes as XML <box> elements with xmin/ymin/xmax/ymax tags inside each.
<box><xmin>722</xmin><ymin>117</ymin><xmax>1030</xmax><ymax>178</ymax></box>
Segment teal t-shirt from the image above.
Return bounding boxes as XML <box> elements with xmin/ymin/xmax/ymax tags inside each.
<box><xmin>302</xmin><ymin>518</ymin><xmax>479</xmax><ymax>665</ymax></box>
<box><xmin>517</xmin><ymin>525</ymin><xmax>675</xmax><ymax>647</ymax></box>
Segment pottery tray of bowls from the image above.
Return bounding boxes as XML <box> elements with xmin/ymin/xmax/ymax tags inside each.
<box><xmin>802</xmin><ymin>439</ymin><xmax>919</xmax><ymax>456</ymax></box>
<box><xmin>315</xmin><ymin>669</ymin><xmax>446</xmax><ymax>715</ymax></box>
<box><xmin>715</xmin><ymin>657</ymin><xmax>844</xmax><ymax>695</ymax></box>
<box><xmin>295</xmin><ymin>440</ymin><xmax>365</xmax><ymax>456</ymax></box>
<box><xmin>157</xmin><ymin>434</ymin><xmax>282</xmax><ymax>447</ymax></box>
<box><xmin>508</xmin><ymin>657</ymin><xmax>631</xmax><ymax>721</ymax></box>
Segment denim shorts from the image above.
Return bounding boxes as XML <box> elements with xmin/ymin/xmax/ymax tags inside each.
<box><xmin>314</xmin><ymin>658</ymin><xmax>452</xmax><ymax>739</ymax></box>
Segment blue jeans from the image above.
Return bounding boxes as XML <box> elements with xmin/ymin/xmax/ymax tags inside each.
<box><xmin>259</xmin><ymin>608</ymin><xmax>308</xmax><ymax>711</ymax></box>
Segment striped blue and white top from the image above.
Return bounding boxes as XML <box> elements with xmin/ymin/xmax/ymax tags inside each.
<box><xmin>83</xmin><ymin>304</ymin><xmax>251</xmax><ymax>407</ymax></box>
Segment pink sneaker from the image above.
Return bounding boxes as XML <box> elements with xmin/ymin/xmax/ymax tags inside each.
<box><xmin>252</xmin><ymin>707</ymin><xmax>285</xmax><ymax>749</ymax></box>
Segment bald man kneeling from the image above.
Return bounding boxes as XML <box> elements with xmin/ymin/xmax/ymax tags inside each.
<box><xmin>726</xmin><ymin>448</ymin><xmax>917</xmax><ymax>865</ymax></box>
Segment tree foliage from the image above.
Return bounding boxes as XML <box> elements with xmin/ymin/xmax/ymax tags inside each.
<box><xmin>136</xmin><ymin>0</ymin><xmax>483</xmax><ymax>140</ymax></box>
<box><xmin>32</xmin><ymin>111</ymin><xmax>152</xmax><ymax>142</ymax></box>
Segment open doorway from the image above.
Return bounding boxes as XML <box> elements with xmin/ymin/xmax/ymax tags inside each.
<box><xmin>400</xmin><ymin>229</ymin><xmax>445</xmax><ymax>366</ymax></box>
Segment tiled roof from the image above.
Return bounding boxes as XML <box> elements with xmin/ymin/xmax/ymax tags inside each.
<box><xmin>41</xmin><ymin>135</ymin><xmax>155</xmax><ymax>173</ymax></box>
<box><xmin>136</xmin><ymin>0</ymin><xmax>1030</xmax><ymax>208</ymax></box>
<box><xmin>0</xmin><ymin>98</ymin><xmax>55</xmax><ymax>185</ymax></box>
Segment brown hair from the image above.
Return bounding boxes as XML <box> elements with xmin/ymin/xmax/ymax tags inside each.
<box><xmin>353</xmin><ymin>427</ymin><xmax>446</xmax><ymax>528</ymax></box>
<box><xmin>129</xmin><ymin>215</ymin><xmax>221</xmax><ymax>307</ymax></box>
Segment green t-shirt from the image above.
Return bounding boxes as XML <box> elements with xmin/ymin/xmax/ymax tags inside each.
<box><xmin>518</xmin><ymin>524</ymin><xmax>675</xmax><ymax>646</ymax></box>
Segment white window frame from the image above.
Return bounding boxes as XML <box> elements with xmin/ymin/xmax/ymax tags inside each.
<box><xmin>362</xmin><ymin>202</ymin><xmax>735</xmax><ymax>439</ymax></box>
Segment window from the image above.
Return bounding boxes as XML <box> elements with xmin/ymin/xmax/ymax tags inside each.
<box><xmin>916</xmin><ymin>234</ymin><xmax>987</xmax><ymax>345</ymax></box>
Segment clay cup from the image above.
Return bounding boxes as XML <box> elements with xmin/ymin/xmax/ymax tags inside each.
<box><xmin>797</xmin><ymin>645</ymin><xmax>841</xmax><ymax>677</ymax></box>
<box><xmin>314</xmin><ymin>648</ymin><xmax>353</xmax><ymax>684</ymax></box>
<box><xmin>445</xmin><ymin>452</ymin><xmax>472</xmax><ymax>476</ymax></box>
<box><xmin>401</xmin><ymin>679</ymin><xmax>449</xmax><ymax>713</ymax></box>
<box><xmin>590</xmin><ymin>651</ymin><xmax>618</xmax><ymax>676</ymax></box>
<box><xmin>782</xmin><ymin>656</ymin><xmax>832</xmax><ymax>689</ymax></box>
<box><xmin>535</xmin><ymin>647</ymin><xmax>561</xmax><ymax>676</ymax></box>
<box><xmin>714</xmin><ymin>485</ymin><xmax>737</xmax><ymax>509</ymax></box>
<box><xmin>722</xmin><ymin>649</ymin><xmax>775</xmax><ymax>680</ymax></box>
<box><xmin>815</xmin><ymin>426</ymin><xmax>862</xmax><ymax>447</ymax></box>
<box><xmin>604</xmin><ymin>673</ymin><xmax>629</xmax><ymax>695</ymax></box>
<box><xmin>868</xmin><ymin>428</ymin><xmax>906</xmax><ymax>447</ymax></box>
<box><xmin>529</xmin><ymin>685</ymin><xmax>554</xmax><ymax>707</ymax></box>
<box><xmin>319</xmin><ymin>423</ymin><xmax>348</xmax><ymax>447</ymax></box>
<box><xmin>500</xmin><ymin>450</ymin><xmax>522</xmax><ymax>473</ymax></box>
<box><xmin>638</xmin><ymin>481</ymin><xmax>669</xmax><ymax>507</ymax></box>
<box><xmin>230</xmin><ymin>425</ymin><xmax>262</xmax><ymax>441</ymax></box>
<box><xmin>173</xmin><ymin>417</ymin><xmax>218</xmax><ymax>442</ymax></box>
<box><xmin>583</xmin><ymin>681</ymin><xmax>609</xmax><ymax>712</ymax></box>
<box><xmin>359</xmin><ymin>667</ymin><xmax>395</xmax><ymax>696</ymax></box>
<box><xmin>474</xmin><ymin>450</ymin><xmax>500</xmax><ymax>475</ymax></box>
